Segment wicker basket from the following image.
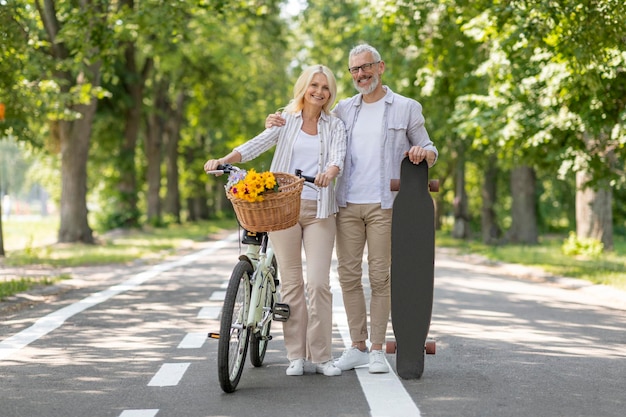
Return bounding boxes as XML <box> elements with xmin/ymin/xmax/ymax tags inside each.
<box><xmin>226</xmin><ymin>172</ymin><xmax>305</xmax><ymax>232</ymax></box>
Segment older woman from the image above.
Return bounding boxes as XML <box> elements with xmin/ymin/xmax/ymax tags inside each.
<box><xmin>204</xmin><ymin>65</ymin><xmax>346</xmax><ymax>376</ymax></box>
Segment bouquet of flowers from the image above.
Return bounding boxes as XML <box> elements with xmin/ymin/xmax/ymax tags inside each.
<box><xmin>226</xmin><ymin>168</ymin><xmax>278</xmax><ymax>203</ymax></box>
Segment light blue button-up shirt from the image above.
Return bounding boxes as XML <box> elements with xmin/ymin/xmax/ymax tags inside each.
<box><xmin>333</xmin><ymin>86</ymin><xmax>438</xmax><ymax>209</ymax></box>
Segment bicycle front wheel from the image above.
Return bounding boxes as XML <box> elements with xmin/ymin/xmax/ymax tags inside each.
<box><xmin>217</xmin><ymin>261</ymin><xmax>253</xmax><ymax>393</ymax></box>
<box><xmin>249</xmin><ymin>256</ymin><xmax>278</xmax><ymax>367</ymax></box>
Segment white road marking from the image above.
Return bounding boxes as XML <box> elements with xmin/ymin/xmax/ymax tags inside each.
<box><xmin>148</xmin><ymin>362</ymin><xmax>191</xmax><ymax>387</ymax></box>
<box><xmin>209</xmin><ymin>290</ymin><xmax>226</xmax><ymax>301</ymax></box>
<box><xmin>118</xmin><ymin>410</ymin><xmax>159</xmax><ymax>417</ymax></box>
<box><xmin>0</xmin><ymin>233</ymin><xmax>239</xmax><ymax>361</ymax></box>
<box><xmin>197</xmin><ymin>306</ymin><xmax>221</xmax><ymax>320</ymax></box>
<box><xmin>177</xmin><ymin>332</ymin><xmax>206</xmax><ymax>349</ymax></box>
<box><xmin>331</xmin><ymin>271</ymin><xmax>422</xmax><ymax>417</ymax></box>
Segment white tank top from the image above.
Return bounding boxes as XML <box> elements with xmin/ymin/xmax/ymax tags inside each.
<box><xmin>289</xmin><ymin>130</ymin><xmax>319</xmax><ymax>201</ymax></box>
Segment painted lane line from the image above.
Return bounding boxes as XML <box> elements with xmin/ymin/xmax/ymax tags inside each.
<box><xmin>119</xmin><ymin>410</ymin><xmax>159</xmax><ymax>417</ymax></box>
<box><xmin>177</xmin><ymin>332</ymin><xmax>207</xmax><ymax>349</ymax></box>
<box><xmin>0</xmin><ymin>233</ymin><xmax>239</xmax><ymax>361</ymax></box>
<box><xmin>331</xmin><ymin>271</ymin><xmax>422</xmax><ymax>417</ymax></box>
<box><xmin>148</xmin><ymin>362</ymin><xmax>191</xmax><ymax>387</ymax></box>
<box><xmin>197</xmin><ymin>306</ymin><xmax>221</xmax><ymax>320</ymax></box>
<box><xmin>209</xmin><ymin>290</ymin><xmax>226</xmax><ymax>301</ymax></box>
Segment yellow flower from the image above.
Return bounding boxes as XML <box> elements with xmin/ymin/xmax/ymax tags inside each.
<box><xmin>228</xmin><ymin>169</ymin><xmax>277</xmax><ymax>203</ymax></box>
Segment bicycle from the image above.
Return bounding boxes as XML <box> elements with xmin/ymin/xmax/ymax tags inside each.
<box><xmin>206</xmin><ymin>164</ymin><xmax>310</xmax><ymax>393</ymax></box>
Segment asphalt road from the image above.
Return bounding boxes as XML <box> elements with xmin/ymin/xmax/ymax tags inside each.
<box><xmin>1</xmin><ymin>232</ymin><xmax>625</xmax><ymax>417</ymax></box>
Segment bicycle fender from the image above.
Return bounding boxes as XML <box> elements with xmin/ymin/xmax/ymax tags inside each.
<box><xmin>238</xmin><ymin>255</ymin><xmax>254</xmax><ymax>267</ymax></box>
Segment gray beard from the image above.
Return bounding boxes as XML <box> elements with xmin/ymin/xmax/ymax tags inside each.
<box><xmin>353</xmin><ymin>75</ymin><xmax>379</xmax><ymax>95</ymax></box>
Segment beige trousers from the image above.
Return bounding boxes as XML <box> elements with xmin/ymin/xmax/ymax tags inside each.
<box><xmin>270</xmin><ymin>199</ymin><xmax>336</xmax><ymax>363</ymax></box>
<box><xmin>335</xmin><ymin>203</ymin><xmax>392</xmax><ymax>345</ymax></box>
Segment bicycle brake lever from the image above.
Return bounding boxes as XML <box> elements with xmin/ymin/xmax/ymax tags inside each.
<box><xmin>294</xmin><ymin>169</ymin><xmax>315</xmax><ymax>183</ymax></box>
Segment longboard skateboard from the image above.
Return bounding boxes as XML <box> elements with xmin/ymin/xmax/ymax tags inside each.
<box><xmin>387</xmin><ymin>157</ymin><xmax>438</xmax><ymax>379</ymax></box>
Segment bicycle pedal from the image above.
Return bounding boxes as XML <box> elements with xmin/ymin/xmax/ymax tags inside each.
<box><xmin>208</xmin><ymin>332</ymin><xmax>220</xmax><ymax>339</ymax></box>
<box><xmin>273</xmin><ymin>303</ymin><xmax>290</xmax><ymax>322</ymax></box>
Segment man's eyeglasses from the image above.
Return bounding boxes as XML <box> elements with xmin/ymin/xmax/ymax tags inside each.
<box><xmin>348</xmin><ymin>61</ymin><xmax>381</xmax><ymax>74</ymax></box>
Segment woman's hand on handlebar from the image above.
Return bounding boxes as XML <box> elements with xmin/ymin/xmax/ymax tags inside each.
<box><xmin>315</xmin><ymin>165</ymin><xmax>340</xmax><ymax>188</ymax></box>
<box><xmin>204</xmin><ymin>159</ymin><xmax>225</xmax><ymax>175</ymax></box>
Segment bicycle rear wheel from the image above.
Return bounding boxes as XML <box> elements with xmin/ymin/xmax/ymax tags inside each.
<box><xmin>217</xmin><ymin>261</ymin><xmax>253</xmax><ymax>393</ymax></box>
<box><xmin>249</xmin><ymin>256</ymin><xmax>278</xmax><ymax>367</ymax></box>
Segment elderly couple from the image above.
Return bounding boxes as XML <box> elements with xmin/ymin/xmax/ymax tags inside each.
<box><xmin>204</xmin><ymin>43</ymin><xmax>438</xmax><ymax>377</ymax></box>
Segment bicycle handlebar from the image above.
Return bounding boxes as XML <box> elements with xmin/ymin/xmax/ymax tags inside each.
<box><xmin>294</xmin><ymin>169</ymin><xmax>315</xmax><ymax>183</ymax></box>
<box><xmin>206</xmin><ymin>164</ymin><xmax>316</xmax><ymax>186</ymax></box>
<box><xmin>205</xmin><ymin>163</ymin><xmax>239</xmax><ymax>175</ymax></box>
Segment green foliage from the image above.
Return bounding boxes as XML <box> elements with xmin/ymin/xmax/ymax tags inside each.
<box><xmin>93</xmin><ymin>200</ymin><xmax>143</xmax><ymax>231</ymax></box>
<box><xmin>561</xmin><ymin>231</ymin><xmax>604</xmax><ymax>259</ymax></box>
<box><xmin>438</xmin><ymin>231</ymin><xmax>625</xmax><ymax>289</ymax></box>
<box><xmin>0</xmin><ymin>275</ymin><xmax>70</xmax><ymax>301</ymax></box>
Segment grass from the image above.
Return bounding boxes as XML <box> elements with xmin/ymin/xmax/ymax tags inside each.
<box><xmin>0</xmin><ymin>275</ymin><xmax>71</xmax><ymax>301</ymax></box>
<box><xmin>1</xmin><ymin>216</ymin><xmax>59</xmax><ymax>252</ymax></box>
<box><xmin>436</xmin><ymin>232</ymin><xmax>626</xmax><ymax>290</ymax></box>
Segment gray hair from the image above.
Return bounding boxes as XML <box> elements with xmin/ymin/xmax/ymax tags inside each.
<box><xmin>349</xmin><ymin>43</ymin><xmax>382</xmax><ymax>61</ymax></box>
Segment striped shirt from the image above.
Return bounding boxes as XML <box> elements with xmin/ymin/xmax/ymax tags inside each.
<box><xmin>234</xmin><ymin>111</ymin><xmax>347</xmax><ymax>219</ymax></box>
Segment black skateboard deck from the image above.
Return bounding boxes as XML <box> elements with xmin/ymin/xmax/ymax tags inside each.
<box><xmin>388</xmin><ymin>157</ymin><xmax>436</xmax><ymax>379</ymax></box>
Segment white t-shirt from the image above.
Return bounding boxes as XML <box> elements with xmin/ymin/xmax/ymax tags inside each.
<box><xmin>346</xmin><ymin>99</ymin><xmax>385</xmax><ymax>203</ymax></box>
<box><xmin>289</xmin><ymin>130</ymin><xmax>319</xmax><ymax>201</ymax></box>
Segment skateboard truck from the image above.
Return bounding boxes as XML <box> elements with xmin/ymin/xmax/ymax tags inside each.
<box><xmin>273</xmin><ymin>303</ymin><xmax>290</xmax><ymax>322</ymax></box>
<box><xmin>386</xmin><ymin>339</ymin><xmax>436</xmax><ymax>355</ymax></box>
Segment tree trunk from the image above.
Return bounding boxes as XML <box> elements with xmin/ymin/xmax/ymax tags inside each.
<box><xmin>452</xmin><ymin>154</ymin><xmax>470</xmax><ymax>239</ymax></box>
<box><xmin>163</xmin><ymin>92</ymin><xmax>185</xmax><ymax>223</ymax></box>
<box><xmin>433</xmin><ymin>163</ymin><xmax>452</xmax><ymax>231</ymax></box>
<box><xmin>576</xmin><ymin>171</ymin><xmax>613</xmax><ymax>251</ymax></box>
<box><xmin>481</xmin><ymin>157</ymin><xmax>501</xmax><ymax>244</ymax></box>
<box><xmin>58</xmin><ymin>92</ymin><xmax>97</xmax><ymax>243</ymax></box>
<box><xmin>144</xmin><ymin>80</ymin><xmax>167</xmax><ymax>224</ymax></box>
<box><xmin>184</xmin><ymin>137</ymin><xmax>210</xmax><ymax>222</ymax></box>
<box><xmin>37</xmin><ymin>0</ymin><xmax>99</xmax><ymax>243</ymax></box>
<box><xmin>116</xmin><ymin>43</ymin><xmax>150</xmax><ymax>229</ymax></box>
<box><xmin>506</xmin><ymin>165</ymin><xmax>538</xmax><ymax>244</ymax></box>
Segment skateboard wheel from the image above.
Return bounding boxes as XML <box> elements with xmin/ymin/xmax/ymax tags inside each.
<box><xmin>425</xmin><ymin>340</ymin><xmax>436</xmax><ymax>354</ymax></box>
<box><xmin>428</xmin><ymin>179</ymin><xmax>439</xmax><ymax>192</ymax></box>
<box><xmin>386</xmin><ymin>340</ymin><xmax>397</xmax><ymax>354</ymax></box>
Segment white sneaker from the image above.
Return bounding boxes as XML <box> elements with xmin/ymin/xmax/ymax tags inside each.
<box><xmin>286</xmin><ymin>358</ymin><xmax>304</xmax><ymax>376</ymax></box>
<box><xmin>315</xmin><ymin>360</ymin><xmax>342</xmax><ymax>376</ymax></box>
<box><xmin>368</xmin><ymin>349</ymin><xmax>389</xmax><ymax>374</ymax></box>
<box><xmin>334</xmin><ymin>347</ymin><xmax>369</xmax><ymax>371</ymax></box>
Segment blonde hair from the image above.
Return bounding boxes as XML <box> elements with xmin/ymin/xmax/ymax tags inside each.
<box><xmin>284</xmin><ymin>65</ymin><xmax>337</xmax><ymax>115</ymax></box>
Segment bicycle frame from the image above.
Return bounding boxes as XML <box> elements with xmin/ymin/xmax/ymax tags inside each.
<box><xmin>240</xmin><ymin>233</ymin><xmax>277</xmax><ymax>333</ymax></box>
